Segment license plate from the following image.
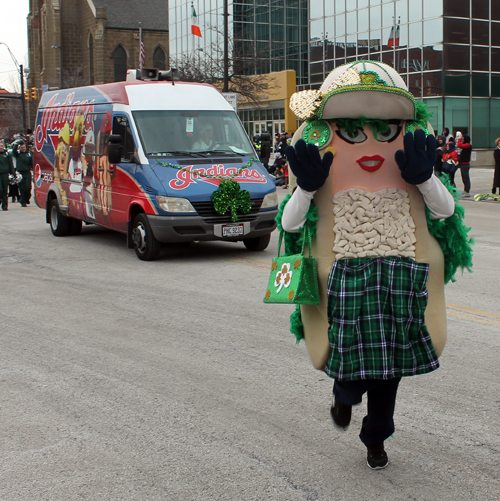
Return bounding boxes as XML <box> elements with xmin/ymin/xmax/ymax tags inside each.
<box><xmin>222</xmin><ymin>224</ymin><xmax>244</xmax><ymax>237</ymax></box>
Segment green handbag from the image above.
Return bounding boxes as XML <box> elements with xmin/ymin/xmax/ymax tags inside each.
<box><xmin>263</xmin><ymin>225</ymin><xmax>320</xmax><ymax>305</ymax></box>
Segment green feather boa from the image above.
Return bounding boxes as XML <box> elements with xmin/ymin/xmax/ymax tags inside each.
<box><xmin>426</xmin><ymin>174</ymin><xmax>474</xmax><ymax>283</ymax></box>
<box><xmin>276</xmin><ymin>195</ymin><xmax>318</xmax><ymax>343</ymax></box>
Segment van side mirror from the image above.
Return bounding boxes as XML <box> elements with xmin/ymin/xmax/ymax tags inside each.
<box><xmin>108</xmin><ymin>134</ymin><xmax>122</xmax><ymax>164</ymax></box>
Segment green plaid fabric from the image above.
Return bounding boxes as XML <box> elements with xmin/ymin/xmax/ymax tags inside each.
<box><xmin>325</xmin><ymin>256</ymin><xmax>439</xmax><ymax>381</ymax></box>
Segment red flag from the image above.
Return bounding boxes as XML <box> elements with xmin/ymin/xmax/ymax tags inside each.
<box><xmin>388</xmin><ymin>24</ymin><xmax>400</xmax><ymax>48</ymax></box>
<box><xmin>191</xmin><ymin>6</ymin><xmax>202</xmax><ymax>37</ymax></box>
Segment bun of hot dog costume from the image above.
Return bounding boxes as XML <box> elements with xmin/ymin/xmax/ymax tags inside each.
<box><xmin>278</xmin><ymin>61</ymin><xmax>473</xmax><ymax>376</ymax></box>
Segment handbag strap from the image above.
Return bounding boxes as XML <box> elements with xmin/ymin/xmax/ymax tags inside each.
<box><xmin>276</xmin><ymin>223</ymin><xmax>314</xmax><ymax>258</ymax></box>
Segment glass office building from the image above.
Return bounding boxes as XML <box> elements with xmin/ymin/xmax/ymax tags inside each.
<box><xmin>309</xmin><ymin>0</ymin><xmax>500</xmax><ymax>148</ymax></box>
<box><xmin>168</xmin><ymin>0</ymin><xmax>309</xmax><ymax>85</ymax></box>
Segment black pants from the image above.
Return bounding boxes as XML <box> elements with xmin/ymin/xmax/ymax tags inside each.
<box><xmin>333</xmin><ymin>378</ymin><xmax>401</xmax><ymax>447</ymax></box>
<box><xmin>460</xmin><ymin>163</ymin><xmax>471</xmax><ymax>193</ymax></box>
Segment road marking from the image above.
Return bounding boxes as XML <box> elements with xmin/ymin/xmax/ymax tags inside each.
<box><xmin>446</xmin><ymin>310</ymin><xmax>500</xmax><ymax>328</ymax></box>
<box><xmin>446</xmin><ymin>303</ymin><xmax>500</xmax><ymax>319</ymax></box>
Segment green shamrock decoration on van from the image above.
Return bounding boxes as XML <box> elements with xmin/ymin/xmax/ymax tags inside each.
<box><xmin>212</xmin><ymin>179</ymin><xmax>252</xmax><ymax>222</ymax></box>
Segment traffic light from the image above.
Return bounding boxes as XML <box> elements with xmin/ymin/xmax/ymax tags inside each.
<box><xmin>24</xmin><ymin>89</ymin><xmax>30</xmax><ymax>101</ymax></box>
<box><xmin>31</xmin><ymin>87</ymin><xmax>38</xmax><ymax>101</ymax></box>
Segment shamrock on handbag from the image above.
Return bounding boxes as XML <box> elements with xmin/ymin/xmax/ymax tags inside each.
<box><xmin>264</xmin><ymin>224</ymin><xmax>320</xmax><ymax>305</ymax></box>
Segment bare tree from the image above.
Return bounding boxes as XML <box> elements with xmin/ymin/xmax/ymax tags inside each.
<box><xmin>169</xmin><ymin>28</ymin><xmax>275</xmax><ymax>106</ymax></box>
<box><xmin>0</xmin><ymin>96</ymin><xmax>24</xmax><ymax>139</ymax></box>
<box><xmin>63</xmin><ymin>66</ymin><xmax>88</xmax><ymax>88</ymax></box>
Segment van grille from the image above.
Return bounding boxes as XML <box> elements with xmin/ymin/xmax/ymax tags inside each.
<box><xmin>191</xmin><ymin>199</ymin><xmax>263</xmax><ymax>224</ymax></box>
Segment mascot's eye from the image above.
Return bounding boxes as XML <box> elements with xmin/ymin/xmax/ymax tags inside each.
<box><xmin>335</xmin><ymin>127</ymin><xmax>367</xmax><ymax>144</ymax></box>
<box><xmin>376</xmin><ymin>123</ymin><xmax>402</xmax><ymax>143</ymax></box>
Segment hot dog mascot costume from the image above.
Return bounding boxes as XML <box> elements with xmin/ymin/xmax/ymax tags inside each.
<box><xmin>277</xmin><ymin>61</ymin><xmax>473</xmax><ymax>469</ymax></box>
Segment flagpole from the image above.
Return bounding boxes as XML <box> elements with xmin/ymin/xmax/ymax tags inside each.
<box><xmin>223</xmin><ymin>0</ymin><xmax>229</xmax><ymax>92</ymax></box>
<box><xmin>139</xmin><ymin>23</ymin><xmax>143</xmax><ymax>70</ymax></box>
<box><xmin>392</xmin><ymin>17</ymin><xmax>396</xmax><ymax>69</ymax></box>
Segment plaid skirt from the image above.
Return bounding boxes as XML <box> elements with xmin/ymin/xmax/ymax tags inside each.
<box><xmin>325</xmin><ymin>256</ymin><xmax>439</xmax><ymax>381</ymax></box>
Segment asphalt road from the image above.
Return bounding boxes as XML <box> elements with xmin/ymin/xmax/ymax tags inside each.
<box><xmin>1</xmin><ymin>169</ymin><xmax>499</xmax><ymax>500</ymax></box>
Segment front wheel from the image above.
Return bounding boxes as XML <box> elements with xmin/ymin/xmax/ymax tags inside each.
<box><xmin>243</xmin><ymin>233</ymin><xmax>271</xmax><ymax>251</ymax></box>
<box><xmin>131</xmin><ymin>213</ymin><xmax>162</xmax><ymax>261</ymax></box>
<box><xmin>49</xmin><ymin>199</ymin><xmax>71</xmax><ymax>236</ymax></box>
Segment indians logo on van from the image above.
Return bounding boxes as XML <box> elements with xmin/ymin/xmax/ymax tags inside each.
<box><xmin>34</xmin><ymin>93</ymin><xmax>96</xmax><ymax>152</ymax></box>
<box><xmin>169</xmin><ymin>165</ymin><xmax>267</xmax><ymax>190</ymax></box>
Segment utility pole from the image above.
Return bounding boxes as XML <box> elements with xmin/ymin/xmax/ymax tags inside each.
<box><xmin>20</xmin><ymin>64</ymin><xmax>26</xmax><ymax>134</ymax></box>
<box><xmin>223</xmin><ymin>0</ymin><xmax>229</xmax><ymax>92</ymax></box>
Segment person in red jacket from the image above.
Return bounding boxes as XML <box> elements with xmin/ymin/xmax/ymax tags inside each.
<box><xmin>442</xmin><ymin>141</ymin><xmax>459</xmax><ymax>187</ymax></box>
<box><xmin>457</xmin><ymin>134</ymin><xmax>472</xmax><ymax>197</ymax></box>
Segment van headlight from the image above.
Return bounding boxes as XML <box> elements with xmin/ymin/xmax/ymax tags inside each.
<box><xmin>260</xmin><ymin>190</ymin><xmax>278</xmax><ymax>209</ymax></box>
<box><xmin>156</xmin><ymin>196</ymin><xmax>197</xmax><ymax>213</ymax></box>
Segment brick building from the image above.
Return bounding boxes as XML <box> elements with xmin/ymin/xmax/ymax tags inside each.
<box><xmin>26</xmin><ymin>0</ymin><xmax>169</xmax><ymax>127</ymax></box>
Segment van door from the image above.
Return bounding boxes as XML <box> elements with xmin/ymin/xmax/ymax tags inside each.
<box><xmin>109</xmin><ymin>114</ymin><xmax>139</xmax><ymax>232</ymax></box>
<box><xmin>83</xmin><ymin>111</ymin><xmax>114</xmax><ymax>228</ymax></box>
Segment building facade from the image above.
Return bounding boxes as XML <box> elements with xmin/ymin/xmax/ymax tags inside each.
<box><xmin>169</xmin><ymin>0</ymin><xmax>308</xmax><ymax>84</ymax></box>
<box><xmin>309</xmin><ymin>0</ymin><xmax>500</xmax><ymax>148</ymax></box>
<box><xmin>0</xmin><ymin>89</ymin><xmax>24</xmax><ymax>140</ymax></box>
<box><xmin>26</xmin><ymin>0</ymin><xmax>169</xmax><ymax>127</ymax></box>
<box><xmin>169</xmin><ymin>0</ymin><xmax>308</xmax><ymax>137</ymax></box>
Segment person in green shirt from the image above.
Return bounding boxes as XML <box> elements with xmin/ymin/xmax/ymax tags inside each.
<box><xmin>0</xmin><ymin>139</ymin><xmax>15</xmax><ymax>211</ymax></box>
<box><xmin>12</xmin><ymin>141</ymin><xmax>33</xmax><ymax>207</ymax></box>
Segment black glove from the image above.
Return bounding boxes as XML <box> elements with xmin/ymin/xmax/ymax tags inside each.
<box><xmin>285</xmin><ymin>139</ymin><xmax>334</xmax><ymax>192</ymax></box>
<box><xmin>395</xmin><ymin>129</ymin><xmax>436</xmax><ymax>185</ymax></box>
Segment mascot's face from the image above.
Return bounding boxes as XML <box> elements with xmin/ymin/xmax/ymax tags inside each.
<box><xmin>328</xmin><ymin>120</ymin><xmax>406</xmax><ymax>194</ymax></box>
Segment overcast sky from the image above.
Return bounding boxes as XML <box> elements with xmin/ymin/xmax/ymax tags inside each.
<box><xmin>0</xmin><ymin>1</ymin><xmax>30</xmax><ymax>93</ymax></box>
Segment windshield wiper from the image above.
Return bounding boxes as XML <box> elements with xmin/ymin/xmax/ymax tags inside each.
<box><xmin>147</xmin><ymin>150</ymin><xmax>204</xmax><ymax>157</ymax></box>
<box><xmin>195</xmin><ymin>149</ymin><xmax>247</xmax><ymax>156</ymax></box>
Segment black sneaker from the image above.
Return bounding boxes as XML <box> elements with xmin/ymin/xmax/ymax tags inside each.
<box><xmin>330</xmin><ymin>399</ymin><xmax>352</xmax><ymax>429</ymax></box>
<box><xmin>367</xmin><ymin>444</ymin><xmax>389</xmax><ymax>470</ymax></box>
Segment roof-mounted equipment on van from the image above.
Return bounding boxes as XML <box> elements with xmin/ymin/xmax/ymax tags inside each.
<box><xmin>128</xmin><ymin>67</ymin><xmax>180</xmax><ymax>85</ymax></box>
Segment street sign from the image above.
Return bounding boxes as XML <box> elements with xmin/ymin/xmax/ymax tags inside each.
<box><xmin>222</xmin><ymin>92</ymin><xmax>238</xmax><ymax>111</ymax></box>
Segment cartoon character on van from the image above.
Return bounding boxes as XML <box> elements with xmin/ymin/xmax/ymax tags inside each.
<box><xmin>82</xmin><ymin>129</ymin><xmax>95</xmax><ymax>219</ymax></box>
<box><xmin>54</xmin><ymin>123</ymin><xmax>71</xmax><ymax>206</ymax></box>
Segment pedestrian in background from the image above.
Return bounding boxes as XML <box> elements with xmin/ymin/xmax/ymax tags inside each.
<box><xmin>11</xmin><ymin>141</ymin><xmax>33</xmax><ymax>207</ymax></box>
<box><xmin>493</xmin><ymin>138</ymin><xmax>500</xmax><ymax>194</ymax></box>
<box><xmin>456</xmin><ymin>134</ymin><xmax>472</xmax><ymax>197</ymax></box>
<box><xmin>442</xmin><ymin>141</ymin><xmax>459</xmax><ymax>187</ymax></box>
<box><xmin>442</xmin><ymin>127</ymin><xmax>454</xmax><ymax>144</ymax></box>
<box><xmin>0</xmin><ymin>139</ymin><xmax>15</xmax><ymax>211</ymax></box>
<box><xmin>434</xmin><ymin>135</ymin><xmax>446</xmax><ymax>175</ymax></box>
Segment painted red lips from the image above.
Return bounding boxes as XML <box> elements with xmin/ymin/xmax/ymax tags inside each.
<box><xmin>356</xmin><ymin>155</ymin><xmax>385</xmax><ymax>172</ymax></box>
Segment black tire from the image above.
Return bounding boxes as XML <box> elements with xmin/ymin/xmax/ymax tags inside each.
<box><xmin>69</xmin><ymin>219</ymin><xmax>82</xmax><ymax>235</ymax></box>
<box><xmin>131</xmin><ymin>213</ymin><xmax>162</xmax><ymax>261</ymax></box>
<box><xmin>49</xmin><ymin>199</ymin><xmax>71</xmax><ymax>236</ymax></box>
<box><xmin>243</xmin><ymin>233</ymin><xmax>271</xmax><ymax>251</ymax></box>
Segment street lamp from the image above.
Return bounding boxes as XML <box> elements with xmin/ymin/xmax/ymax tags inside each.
<box><xmin>0</xmin><ymin>41</ymin><xmax>26</xmax><ymax>134</ymax></box>
<box><xmin>51</xmin><ymin>45</ymin><xmax>63</xmax><ymax>89</ymax></box>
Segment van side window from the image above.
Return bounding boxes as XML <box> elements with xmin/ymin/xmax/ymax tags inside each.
<box><xmin>112</xmin><ymin>115</ymin><xmax>136</xmax><ymax>161</ymax></box>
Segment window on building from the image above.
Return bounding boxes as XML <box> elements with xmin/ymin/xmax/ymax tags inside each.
<box><xmin>443</xmin><ymin>0</ymin><xmax>470</xmax><ymax>17</ymax></box>
<box><xmin>112</xmin><ymin>45</ymin><xmax>127</xmax><ymax>82</ymax></box>
<box><xmin>88</xmin><ymin>33</ymin><xmax>94</xmax><ymax>85</ymax></box>
<box><xmin>443</xmin><ymin>17</ymin><xmax>469</xmax><ymax>44</ymax></box>
<box><xmin>471</xmin><ymin>0</ymin><xmax>489</xmax><ymax>20</ymax></box>
<box><xmin>471</xmin><ymin>20</ymin><xmax>489</xmax><ymax>46</ymax></box>
<box><xmin>153</xmin><ymin>47</ymin><xmax>166</xmax><ymax>70</ymax></box>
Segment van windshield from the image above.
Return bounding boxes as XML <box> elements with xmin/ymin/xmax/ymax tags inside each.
<box><xmin>133</xmin><ymin>110</ymin><xmax>255</xmax><ymax>157</ymax></box>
